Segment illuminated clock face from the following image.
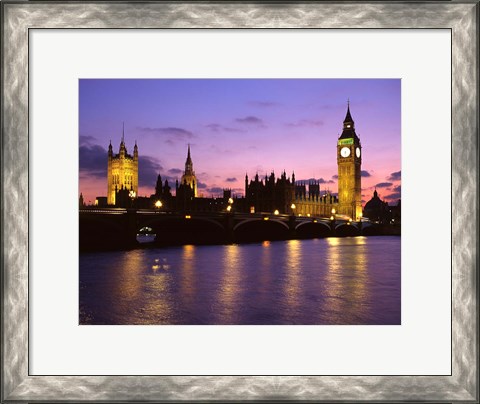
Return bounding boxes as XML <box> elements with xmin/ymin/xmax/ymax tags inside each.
<box><xmin>356</xmin><ymin>147</ymin><xmax>361</xmax><ymax>158</ymax></box>
<box><xmin>340</xmin><ymin>147</ymin><xmax>351</xmax><ymax>158</ymax></box>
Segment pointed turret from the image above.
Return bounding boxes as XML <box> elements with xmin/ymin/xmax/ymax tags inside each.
<box><xmin>184</xmin><ymin>144</ymin><xmax>193</xmax><ymax>174</ymax></box>
<box><xmin>133</xmin><ymin>140</ymin><xmax>138</xmax><ymax>160</ymax></box>
<box><xmin>339</xmin><ymin>101</ymin><xmax>360</xmax><ymax>141</ymax></box>
<box><xmin>119</xmin><ymin>123</ymin><xmax>127</xmax><ymax>156</ymax></box>
<box><xmin>155</xmin><ymin>174</ymin><xmax>163</xmax><ymax>196</ymax></box>
<box><xmin>343</xmin><ymin>100</ymin><xmax>354</xmax><ymax>127</ymax></box>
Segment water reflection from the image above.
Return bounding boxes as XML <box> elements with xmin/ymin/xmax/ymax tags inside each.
<box><xmin>324</xmin><ymin>237</ymin><xmax>370</xmax><ymax>324</ymax></box>
<box><xmin>108</xmin><ymin>249</ymin><xmax>175</xmax><ymax>324</ymax></box>
<box><xmin>284</xmin><ymin>239</ymin><xmax>302</xmax><ymax>312</ymax></box>
<box><xmin>179</xmin><ymin>245</ymin><xmax>196</xmax><ymax>311</ymax></box>
<box><xmin>217</xmin><ymin>245</ymin><xmax>242</xmax><ymax>323</ymax></box>
<box><xmin>80</xmin><ymin>236</ymin><xmax>400</xmax><ymax>325</ymax></box>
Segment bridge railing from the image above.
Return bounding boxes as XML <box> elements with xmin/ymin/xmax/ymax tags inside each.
<box><xmin>79</xmin><ymin>207</ymin><xmax>364</xmax><ymax>224</ymax></box>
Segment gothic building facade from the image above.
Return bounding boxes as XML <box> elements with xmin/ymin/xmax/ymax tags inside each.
<box><xmin>107</xmin><ymin>125</ymin><xmax>138</xmax><ymax>206</ymax></box>
<box><xmin>100</xmin><ymin>105</ymin><xmax>363</xmax><ymax>217</ymax></box>
<box><xmin>244</xmin><ymin>173</ymin><xmax>338</xmax><ymax>217</ymax></box>
<box><xmin>245</xmin><ymin>171</ymin><xmax>295</xmax><ymax>214</ymax></box>
<box><xmin>243</xmin><ymin>103</ymin><xmax>361</xmax><ymax>219</ymax></box>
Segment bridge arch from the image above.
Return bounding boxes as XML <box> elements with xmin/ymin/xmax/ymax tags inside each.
<box><xmin>335</xmin><ymin>223</ymin><xmax>360</xmax><ymax>236</ymax></box>
<box><xmin>295</xmin><ymin>220</ymin><xmax>330</xmax><ymax>231</ymax></box>
<box><xmin>295</xmin><ymin>221</ymin><xmax>332</xmax><ymax>238</ymax></box>
<box><xmin>234</xmin><ymin>218</ymin><xmax>290</xmax><ymax>242</ymax></box>
<box><xmin>234</xmin><ymin>218</ymin><xmax>289</xmax><ymax>232</ymax></box>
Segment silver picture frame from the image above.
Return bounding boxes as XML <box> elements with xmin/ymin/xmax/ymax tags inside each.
<box><xmin>2</xmin><ymin>1</ymin><xmax>478</xmax><ymax>402</ymax></box>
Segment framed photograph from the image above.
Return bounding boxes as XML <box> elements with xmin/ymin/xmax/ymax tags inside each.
<box><xmin>2</xmin><ymin>1</ymin><xmax>478</xmax><ymax>402</ymax></box>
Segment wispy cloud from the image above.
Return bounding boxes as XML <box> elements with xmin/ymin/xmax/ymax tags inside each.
<box><xmin>168</xmin><ymin>168</ymin><xmax>182</xmax><ymax>175</ymax></box>
<box><xmin>375</xmin><ymin>182</ymin><xmax>393</xmax><ymax>188</ymax></box>
<box><xmin>206</xmin><ymin>123</ymin><xmax>245</xmax><ymax>133</ymax></box>
<box><xmin>387</xmin><ymin>170</ymin><xmax>401</xmax><ymax>181</ymax></box>
<box><xmin>137</xmin><ymin>126</ymin><xmax>194</xmax><ymax>146</ymax></box>
<box><xmin>248</xmin><ymin>101</ymin><xmax>281</xmax><ymax>108</ymax></box>
<box><xmin>79</xmin><ymin>143</ymin><xmax>107</xmax><ymax>179</ymax></box>
<box><xmin>235</xmin><ymin>116</ymin><xmax>266</xmax><ymax>128</ymax></box>
<box><xmin>285</xmin><ymin>119</ymin><xmax>324</xmax><ymax>128</ymax></box>
<box><xmin>79</xmin><ymin>135</ymin><xmax>98</xmax><ymax>146</ymax></box>
<box><xmin>385</xmin><ymin>192</ymin><xmax>401</xmax><ymax>201</ymax></box>
<box><xmin>361</xmin><ymin>170</ymin><xmax>371</xmax><ymax>177</ymax></box>
<box><xmin>138</xmin><ymin>155</ymin><xmax>163</xmax><ymax>189</ymax></box>
<box><xmin>225</xmin><ymin>177</ymin><xmax>237</xmax><ymax>183</ymax></box>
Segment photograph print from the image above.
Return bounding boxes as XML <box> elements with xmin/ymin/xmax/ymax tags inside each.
<box><xmin>79</xmin><ymin>79</ymin><xmax>401</xmax><ymax>325</ymax></box>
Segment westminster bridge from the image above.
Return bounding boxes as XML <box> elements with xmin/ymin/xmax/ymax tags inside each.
<box><xmin>77</xmin><ymin>207</ymin><xmax>398</xmax><ymax>251</ymax></box>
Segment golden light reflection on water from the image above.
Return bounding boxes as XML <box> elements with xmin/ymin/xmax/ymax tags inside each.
<box><xmin>114</xmin><ymin>249</ymin><xmax>144</xmax><ymax>302</ymax></box>
<box><xmin>217</xmin><ymin>244</ymin><xmax>241</xmax><ymax>322</ymax></box>
<box><xmin>284</xmin><ymin>239</ymin><xmax>302</xmax><ymax>309</ymax></box>
<box><xmin>152</xmin><ymin>257</ymin><xmax>171</xmax><ymax>272</ymax></box>
<box><xmin>179</xmin><ymin>245</ymin><xmax>196</xmax><ymax>307</ymax></box>
<box><xmin>110</xmin><ymin>250</ymin><xmax>174</xmax><ymax>324</ymax></box>
<box><xmin>324</xmin><ymin>237</ymin><xmax>370</xmax><ymax>323</ymax></box>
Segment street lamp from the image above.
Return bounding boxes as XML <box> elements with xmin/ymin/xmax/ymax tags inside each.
<box><xmin>129</xmin><ymin>190</ymin><xmax>136</xmax><ymax>208</ymax></box>
<box><xmin>330</xmin><ymin>208</ymin><xmax>336</xmax><ymax>232</ymax></box>
<box><xmin>274</xmin><ymin>209</ymin><xmax>279</xmax><ymax>215</ymax></box>
<box><xmin>155</xmin><ymin>200</ymin><xmax>163</xmax><ymax>209</ymax></box>
<box><xmin>226</xmin><ymin>197</ymin><xmax>234</xmax><ymax>213</ymax></box>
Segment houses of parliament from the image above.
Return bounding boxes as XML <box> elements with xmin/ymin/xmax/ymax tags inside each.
<box><xmin>93</xmin><ymin>104</ymin><xmax>364</xmax><ymax>221</ymax></box>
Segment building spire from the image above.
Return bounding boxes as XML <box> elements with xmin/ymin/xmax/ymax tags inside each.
<box><xmin>185</xmin><ymin>144</ymin><xmax>193</xmax><ymax>174</ymax></box>
<box><xmin>344</xmin><ymin>100</ymin><xmax>353</xmax><ymax>124</ymax></box>
<box><xmin>339</xmin><ymin>100</ymin><xmax>360</xmax><ymax>141</ymax></box>
<box><xmin>122</xmin><ymin>122</ymin><xmax>125</xmax><ymax>143</ymax></box>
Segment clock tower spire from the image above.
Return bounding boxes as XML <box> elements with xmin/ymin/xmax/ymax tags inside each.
<box><xmin>337</xmin><ymin>102</ymin><xmax>362</xmax><ymax>220</ymax></box>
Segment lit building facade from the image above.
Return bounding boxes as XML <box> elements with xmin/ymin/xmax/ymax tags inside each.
<box><xmin>336</xmin><ymin>103</ymin><xmax>362</xmax><ymax>220</ymax></box>
<box><xmin>107</xmin><ymin>127</ymin><xmax>138</xmax><ymax>206</ymax></box>
<box><xmin>180</xmin><ymin>145</ymin><xmax>197</xmax><ymax>197</ymax></box>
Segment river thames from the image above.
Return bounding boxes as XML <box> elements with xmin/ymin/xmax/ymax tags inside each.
<box><xmin>79</xmin><ymin>236</ymin><xmax>400</xmax><ymax>325</ymax></box>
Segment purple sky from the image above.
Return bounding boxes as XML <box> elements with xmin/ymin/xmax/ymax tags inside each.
<box><xmin>79</xmin><ymin>79</ymin><xmax>401</xmax><ymax>205</ymax></box>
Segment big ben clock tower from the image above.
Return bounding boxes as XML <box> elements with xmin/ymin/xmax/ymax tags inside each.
<box><xmin>337</xmin><ymin>102</ymin><xmax>362</xmax><ymax>220</ymax></box>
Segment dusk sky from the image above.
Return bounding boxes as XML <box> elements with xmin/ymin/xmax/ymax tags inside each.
<box><xmin>79</xmin><ymin>79</ymin><xmax>401</xmax><ymax>205</ymax></box>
